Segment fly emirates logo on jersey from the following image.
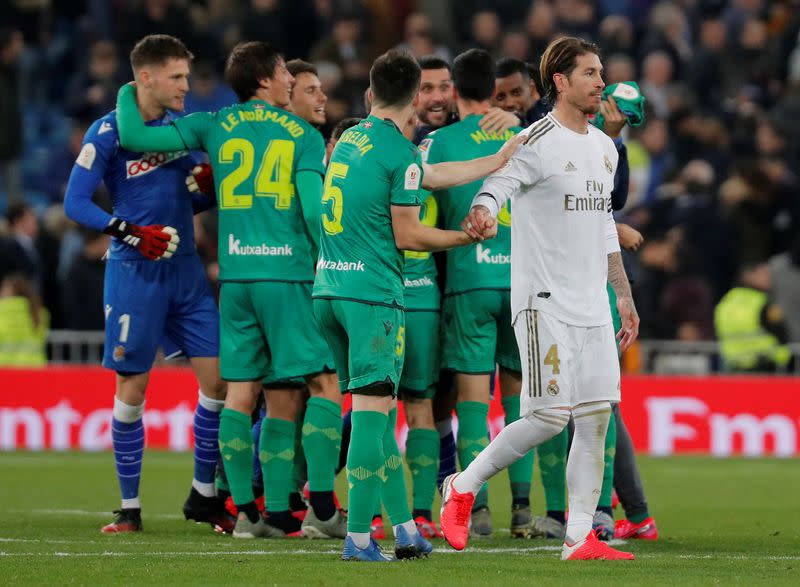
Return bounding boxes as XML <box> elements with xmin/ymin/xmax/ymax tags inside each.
<box><xmin>563</xmin><ymin>180</ymin><xmax>612</xmax><ymax>213</ymax></box>
<box><xmin>228</xmin><ymin>234</ymin><xmax>293</xmax><ymax>257</ymax></box>
<box><xmin>126</xmin><ymin>150</ymin><xmax>189</xmax><ymax>179</ymax></box>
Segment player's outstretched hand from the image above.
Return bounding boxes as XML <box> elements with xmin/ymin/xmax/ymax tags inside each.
<box><xmin>461</xmin><ymin>205</ymin><xmax>496</xmax><ymax>241</ymax></box>
<box><xmin>186</xmin><ymin>164</ymin><xmax>215</xmax><ymax>198</ymax></box>
<box><xmin>616</xmin><ymin>296</ymin><xmax>640</xmax><ymax>352</ymax></box>
<box><xmin>617</xmin><ymin>223</ymin><xmax>644</xmax><ymax>251</ymax></box>
<box><xmin>103</xmin><ymin>218</ymin><xmax>180</xmax><ymax>261</ymax></box>
<box><xmin>600</xmin><ymin>96</ymin><xmax>627</xmax><ymax>139</ymax></box>
<box><xmin>494</xmin><ymin>132</ymin><xmax>528</xmax><ymax>170</ymax></box>
<box><xmin>479</xmin><ymin>107</ymin><xmax>520</xmax><ymax>135</ymax></box>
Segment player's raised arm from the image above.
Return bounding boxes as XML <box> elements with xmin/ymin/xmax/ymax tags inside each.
<box><xmin>421</xmin><ymin>131</ymin><xmax>526</xmax><ymax>190</ymax></box>
<box><xmin>115</xmin><ymin>83</ymin><xmax>206</xmax><ymax>152</ymax></box>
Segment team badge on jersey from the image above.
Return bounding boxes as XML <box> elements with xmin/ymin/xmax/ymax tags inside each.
<box><xmin>113</xmin><ymin>345</ymin><xmax>126</xmax><ymax>362</ymax></box>
<box><xmin>405</xmin><ymin>163</ymin><xmax>421</xmax><ymax>190</ymax></box>
<box><xmin>604</xmin><ymin>155</ymin><xmax>613</xmax><ymax>174</ymax></box>
<box><xmin>363</xmin><ymin>121</ymin><xmax>373</xmax><ymax>129</ymax></box>
<box><xmin>76</xmin><ymin>143</ymin><xmax>97</xmax><ymax>170</ymax></box>
<box><xmin>547</xmin><ymin>379</ymin><xmax>560</xmax><ymax>396</ymax></box>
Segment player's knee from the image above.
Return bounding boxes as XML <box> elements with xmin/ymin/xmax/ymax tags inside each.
<box><xmin>113</xmin><ymin>397</ymin><xmax>144</xmax><ymax>423</ymax></box>
<box><xmin>526</xmin><ymin>407</ymin><xmax>570</xmax><ymax>437</ymax></box>
<box><xmin>572</xmin><ymin>401</ymin><xmax>612</xmax><ymax>418</ymax></box>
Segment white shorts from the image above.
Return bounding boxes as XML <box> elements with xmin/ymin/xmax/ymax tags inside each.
<box><xmin>513</xmin><ymin>309</ymin><xmax>620</xmax><ymax>413</ymax></box>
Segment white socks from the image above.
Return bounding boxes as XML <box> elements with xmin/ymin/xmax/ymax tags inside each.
<box><xmin>348</xmin><ymin>532</ymin><xmax>371</xmax><ymax>549</ymax></box>
<box><xmin>113</xmin><ymin>397</ymin><xmax>144</xmax><ymax>423</ymax></box>
<box><xmin>564</xmin><ymin>402</ymin><xmax>612</xmax><ymax>545</ymax></box>
<box><xmin>454</xmin><ymin>408</ymin><xmax>569</xmax><ymax>495</ymax></box>
<box><xmin>393</xmin><ymin>519</ymin><xmax>418</xmax><ymax>538</ymax></box>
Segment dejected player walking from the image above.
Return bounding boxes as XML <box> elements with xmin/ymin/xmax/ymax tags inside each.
<box><xmin>439</xmin><ymin>36</ymin><xmax>640</xmax><ymax>561</ymax></box>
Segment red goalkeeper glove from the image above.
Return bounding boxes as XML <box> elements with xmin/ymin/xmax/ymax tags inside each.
<box><xmin>103</xmin><ymin>218</ymin><xmax>180</xmax><ymax>260</ymax></box>
<box><xmin>186</xmin><ymin>164</ymin><xmax>215</xmax><ymax>198</ymax></box>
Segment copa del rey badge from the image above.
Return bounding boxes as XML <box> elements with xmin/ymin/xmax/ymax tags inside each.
<box><xmin>405</xmin><ymin>163</ymin><xmax>421</xmax><ymax>190</ymax></box>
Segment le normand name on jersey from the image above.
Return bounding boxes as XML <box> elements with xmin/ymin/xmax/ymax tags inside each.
<box><xmin>228</xmin><ymin>234</ymin><xmax>293</xmax><ymax>256</ymax></box>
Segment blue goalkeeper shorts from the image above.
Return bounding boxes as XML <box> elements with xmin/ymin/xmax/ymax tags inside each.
<box><xmin>102</xmin><ymin>254</ymin><xmax>219</xmax><ymax>373</ymax></box>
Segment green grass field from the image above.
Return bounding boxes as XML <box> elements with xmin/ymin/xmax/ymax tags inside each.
<box><xmin>1</xmin><ymin>452</ymin><xmax>798</xmax><ymax>585</ymax></box>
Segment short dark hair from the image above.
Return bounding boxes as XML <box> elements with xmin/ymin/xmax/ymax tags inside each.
<box><xmin>417</xmin><ymin>55</ymin><xmax>451</xmax><ymax>72</ymax></box>
<box><xmin>370</xmin><ymin>49</ymin><xmax>421</xmax><ymax>109</ymax></box>
<box><xmin>130</xmin><ymin>34</ymin><xmax>193</xmax><ymax>71</ymax></box>
<box><xmin>527</xmin><ymin>63</ymin><xmax>544</xmax><ymax>97</ymax></box>
<box><xmin>6</xmin><ymin>201</ymin><xmax>32</xmax><ymax>226</ymax></box>
<box><xmin>539</xmin><ymin>36</ymin><xmax>601</xmax><ymax>103</ymax></box>
<box><xmin>496</xmin><ymin>57</ymin><xmax>529</xmax><ymax>80</ymax></box>
<box><xmin>287</xmin><ymin>59</ymin><xmax>318</xmax><ymax>78</ymax></box>
<box><xmin>225</xmin><ymin>41</ymin><xmax>283</xmax><ymax>102</ymax></box>
<box><xmin>331</xmin><ymin>117</ymin><xmax>362</xmax><ymax>141</ymax></box>
<box><xmin>452</xmin><ymin>49</ymin><xmax>495</xmax><ymax>102</ymax></box>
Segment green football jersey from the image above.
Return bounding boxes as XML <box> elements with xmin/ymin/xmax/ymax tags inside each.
<box><xmin>313</xmin><ymin>116</ymin><xmax>423</xmax><ymax>308</ymax></box>
<box><xmin>403</xmin><ymin>192</ymin><xmax>440</xmax><ymax>311</ymax></box>
<box><xmin>421</xmin><ymin>114</ymin><xmax>519</xmax><ymax>295</ymax></box>
<box><xmin>172</xmin><ymin>101</ymin><xmax>325</xmax><ymax>282</ymax></box>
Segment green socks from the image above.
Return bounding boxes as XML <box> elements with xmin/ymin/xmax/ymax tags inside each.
<box><xmin>456</xmin><ymin>401</ymin><xmax>490</xmax><ymax>509</ymax></box>
<box><xmin>381</xmin><ymin>408</ymin><xmax>412</xmax><ymax>526</ymax></box>
<box><xmin>219</xmin><ymin>408</ymin><xmax>255</xmax><ymax>506</ymax></box>
<box><xmin>598</xmin><ymin>410</ymin><xmax>617</xmax><ymax>510</ymax></box>
<box><xmin>502</xmin><ymin>395</ymin><xmax>534</xmax><ymax>507</ymax></box>
<box><xmin>537</xmin><ymin>426</ymin><xmax>568</xmax><ymax>512</ymax></box>
<box><xmin>302</xmin><ymin>397</ymin><xmax>342</xmax><ymax>492</ymax></box>
<box><xmin>347</xmin><ymin>411</ymin><xmax>388</xmax><ymax>533</ymax></box>
<box><xmin>406</xmin><ymin>428</ymin><xmax>440</xmax><ymax>513</ymax></box>
<box><xmin>260</xmin><ymin>417</ymin><xmax>296</xmax><ymax>512</ymax></box>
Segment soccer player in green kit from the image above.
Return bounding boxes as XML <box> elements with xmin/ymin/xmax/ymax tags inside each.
<box><xmin>420</xmin><ymin>49</ymin><xmax>534</xmax><ymax>538</ymax></box>
<box><xmin>313</xmin><ymin>49</ymin><xmax>525</xmax><ymax>562</ymax></box>
<box><xmin>115</xmin><ymin>42</ymin><xmax>346</xmax><ymax>539</ymax></box>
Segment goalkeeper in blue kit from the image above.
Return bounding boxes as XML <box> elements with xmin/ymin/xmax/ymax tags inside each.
<box><xmin>64</xmin><ymin>34</ymin><xmax>232</xmax><ymax>534</ymax></box>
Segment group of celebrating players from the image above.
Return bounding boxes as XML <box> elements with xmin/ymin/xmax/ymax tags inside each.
<box><xmin>64</xmin><ymin>30</ymin><xmax>659</xmax><ymax>562</ymax></box>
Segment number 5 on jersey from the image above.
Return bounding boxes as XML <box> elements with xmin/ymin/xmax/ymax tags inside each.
<box><xmin>322</xmin><ymin>162</ymin><xmax>348</xmax><ymax>235</ymax></box>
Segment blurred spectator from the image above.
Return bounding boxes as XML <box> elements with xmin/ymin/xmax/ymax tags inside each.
<box><xmin>714</xmin><ymin>262</ymin><xmax>792</xmax><ymax>372</ymax></box>
<box><xmin>604</xmin><ymin>53</ymin><xmax>637</xmax><ymax>86</ymax></box>
<box><xmin>598</xmin><ymin>15</ymin><xmax>635</xmax><ymax>56</ymax></box>
<box><xmin>526</xmin><ymin>0</ymin><xmax>557</xmax><ymax>58</ymax></box>
<box><xmin>0</xmin><ymin>273</ymin><xmax>49</xmax><ymax>366</ymax></box>
<box><xmin>687</xmin><ymin>18</ymin><xmax>727</xmax><ymax>112</ymax></box>
<box><xmin>183</xmin><ymin>61</ymin><xmax>237</xmax><ymax>114</ymax></box>
<box><xmin>0</xmin><ymin>202</ymin><xmax>41</xmax><ymax>291</ymax></box>
<box><xmin>61</xmin><ymin>228</ymin><xmax>109</xmax><ymax>331</ymax></box>
<box><xmin>500</xmin><ymin>28</ymin><xmax>530</xmax><ymax>62</ymax></box>
<box><xmin>232</xmin><ymin>0</ymin><xmax>288</xmax><ymax>55</ymax></box>
<box><xmin>640</xmin><ymin>50</ymin><xmax>674</xmax><ymax>118</ymax></box>
<box><xmin>117</xmin><ymin>0</ymin><xmax>198</xmax><ymax>58</ymax></box>
<box><xmin>396</xmin><ymin>12</ymin><xmax>451</xmax><ymax>61</ymax></box>
<box><xmin>0</xmin><ymin>28</ymin><xmax>24</xmax><ymax>203</ymax></box>
<box><xmin>769</xmin><ymin>237</ymin><xmax>800</xmax><ymax>342</ymax></box>
<box><xmin>554</xmin><ymin>0</ymin><xmax>598</xmax><ymax>40</ymax></box>
<box><xmin>65</xmin><ymin>39</ymin><xmax>122</xmax><ymax>120</ymax></box>
<box><xmin>466</xmin><ymin>10</ymin><xmax>502</xmax><ymax>58</ymax></box>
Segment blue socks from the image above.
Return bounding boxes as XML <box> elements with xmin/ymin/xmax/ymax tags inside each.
<box><xmin>436</xmin><ymin>419</ymin><xmax>457</xmax><ymax>490</ymax></box>
<box><xmin>192</xmin><ymin>391</ymin><xmax>225</xmax><ymax>497</ymax></box>
<box><xmin>112</xmin><ymin>398</ymin><xmax>145</xmax><ymax>509</ymax></box>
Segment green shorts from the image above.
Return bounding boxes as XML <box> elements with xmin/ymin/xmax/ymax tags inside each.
<box><xmin>220</xmin><ymin>281</ymin><xmax>334</xmax><ymax>383</ymax></box>
<box><xmin>313</xmin><ymin>298</ymin><xmax>405</xmax><ymax>396</ymax></box>
<box><xmin>442</xmin><ymin>289</ymin><xmax>521</xmax><ymax>374</ymax></box>
<box><xmin>399</xmin><ymin>310</ymin><xmax>440</xmax><ymax>400</ymax></box>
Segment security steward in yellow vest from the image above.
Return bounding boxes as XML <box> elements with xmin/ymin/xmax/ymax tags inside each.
<box><xmin>714</xmin><ymin>263</ymin><xmax>791</xmax><ymax>372</ymax></box>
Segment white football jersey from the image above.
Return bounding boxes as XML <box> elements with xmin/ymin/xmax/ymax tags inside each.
<box><xmin>474</xmin><ymin>113</ymin><xmax>620</xmax><ymax>327</ymax></box>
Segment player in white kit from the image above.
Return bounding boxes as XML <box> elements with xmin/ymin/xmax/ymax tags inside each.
<box><xmin>439</xmin><ymin>36</ymin><xmax>639</xmax><ymax>561</ymax></box>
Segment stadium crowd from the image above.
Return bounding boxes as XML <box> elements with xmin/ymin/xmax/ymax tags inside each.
<box><xmin>1</xmin><ymin>0</ymin><xmax>800</xmax><ymax>350</ymax></box>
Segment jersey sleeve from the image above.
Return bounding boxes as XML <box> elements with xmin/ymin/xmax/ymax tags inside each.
<box><xmin>171</xmin><ymin>113</ymin><xmax>214</xmax><ymax>152</ymax></box>
<box><xmin>390</xmin><ymin>150</ymin><xmax>424</xmax><ymax>206</ymax></box>
<box><xmin>63</xmin><ymin>118</ymin><xmax>117</xmax><ymax>231</ymax></box>
<box><xmin>115</xmin><ymin>83</ymin><xmax>203</xmax><ymax>152</ymax></box>
<box><xmin>606</xmin><ymin>209</ymin><xmax>621</xmax><ymax>254</ymax></box>
<box><xmin>474</xmin><ymin>143</ymin><xmax>543</xmax><ymax>216</ymax></box>
<box><xmin>296</xmin><ymin>127</ymin><xmax>326</xmax><ymax>176</ymax></box>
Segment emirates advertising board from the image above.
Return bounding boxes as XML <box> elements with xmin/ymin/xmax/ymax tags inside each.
<box><xmin>1</xmin><ymin>368</ymin><xmax>799</xmax><ymax>457</ymax></box>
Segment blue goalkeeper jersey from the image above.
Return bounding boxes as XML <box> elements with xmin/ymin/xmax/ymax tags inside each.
<box><xmin>64</xmin><ymin>110</ymin><xmax>207</xmax><ymax>261</ymax></box>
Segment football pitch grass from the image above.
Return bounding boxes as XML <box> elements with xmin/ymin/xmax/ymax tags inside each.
<box><xmin>1</xmin><ymin>453</ymin><xmax>798</xmax><ymax>585</ymax></box>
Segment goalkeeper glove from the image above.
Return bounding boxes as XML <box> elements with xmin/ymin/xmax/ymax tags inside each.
<box><xmin>103</xmin><ymin>218</ymin><xmax>180</xmax><ymax>260</ymax></box>
<box><xmin>186</xmin><ymin>164</ymin><xmax>215</xmax><ymax>198</ymax></box>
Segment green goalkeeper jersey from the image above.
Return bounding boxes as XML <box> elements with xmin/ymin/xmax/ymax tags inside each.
<box><xmin>402</xmin><ymin>192</ymin><xmax>439</xmax><ymax>311</ymax></box>
<box><xmin>313</xmin><ymin>115</ymin><xmax>424</xmax><ymax>308</ymax></box>
<box><xmin>421</xmin><ymin>114</ymin><xmax>519</xmax><ymax>295</ymax></box>
<box><xmin>115</xmin><ymin>85</ymin><xmax>325</xmax><ymax>283</ymax></box>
